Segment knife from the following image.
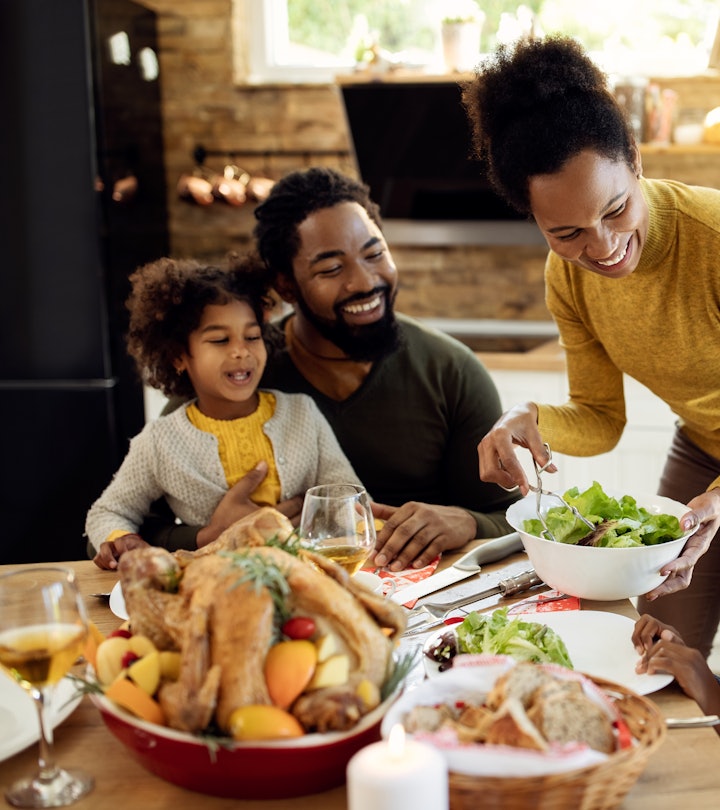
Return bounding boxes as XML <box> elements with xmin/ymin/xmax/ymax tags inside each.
<box><xmin>403</xmin><ymin>569</ymin><xmax>543</xmax><ymax>636</ymax></box>
<box><xmin>390</xmin><ymin>531</ymin><xmax>525</xmax><ymax>605</ymax></box>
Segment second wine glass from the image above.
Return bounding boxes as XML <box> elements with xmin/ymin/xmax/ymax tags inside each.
<box><xmin>300</xmin><ymin>484</ymin><xmax>376</xmax><ymax>575</ymax></box>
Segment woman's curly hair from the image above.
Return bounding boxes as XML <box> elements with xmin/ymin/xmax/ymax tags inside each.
<box><xmin>125</xmin><ymin>253</ymin><xmax>273</xmax><ymax>398</ymax></box>
<box><xmin>461</xmin><ymin>35</ymin><xmax>636</xmax><ymax>215</ymax></box>
<box><xmin>253</xmin><ymin>166</ymin><xmax>382</xmax><ymax>284</ymax></box>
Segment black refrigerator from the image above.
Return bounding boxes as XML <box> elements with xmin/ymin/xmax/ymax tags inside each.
<box><xmin>0</xmin><ymin>0</ymin><xmax>168</xmax><ymax>564</ymax></box>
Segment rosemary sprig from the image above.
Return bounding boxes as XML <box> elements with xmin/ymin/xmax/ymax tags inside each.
<box><xmin>263</xmin><ymin>528</ymin><xmax>303</xmax><ymax>556</ymax></box>
<box><xmin>381</xmin><ymin>648</ymin><xmax>421</xmax><ymax>701</ymax></box>
<box><xmin>163</xmin><ymin>566</ymin><xmax>182</xmax><ymax>593</ymax></box>
<box><xmin>220</xmin><ymin>550</ymin><xmax>292</xmax><ymax>622</ymax></box>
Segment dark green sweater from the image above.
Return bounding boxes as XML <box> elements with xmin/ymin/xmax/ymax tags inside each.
<box><xmin>138</xmin><ymin>313</ymin><xmax>518</xmax><ymax>552</ymax></box>
<box><xmin>260</xmin><ymin>313</ymin><xmax>518</xmax><ymax>537</ymax></box>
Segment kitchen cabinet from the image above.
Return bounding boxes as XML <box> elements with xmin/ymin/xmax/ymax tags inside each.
<box><xmin>487</xmin><ymin>368</ymin><xmax>676</xmax><ymax>497</ymax></box>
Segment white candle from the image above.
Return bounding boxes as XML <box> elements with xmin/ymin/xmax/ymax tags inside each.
<box><xmin>347</xmin><ymin>725</ymin><xmax>449</xmax><ymax>810</ymax></box>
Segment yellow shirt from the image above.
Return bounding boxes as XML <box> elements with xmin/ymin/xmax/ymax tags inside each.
<box><xmin>186</xmin><ymin>392</ymin><xmax>281</xmax><ymax>505</ymax></box>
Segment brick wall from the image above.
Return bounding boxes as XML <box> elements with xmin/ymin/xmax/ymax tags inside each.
<box><xmin>137</xmin><ymin>1</ymin><xmax>720</xmax><ymax>322</ymax></box>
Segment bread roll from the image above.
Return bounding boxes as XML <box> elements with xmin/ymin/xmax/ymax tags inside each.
<box><xmin>486</xmin><ymin>661</ymin><xmax>556</xmax><ymax>710</ymax></box>
<box><xmin>484</xmin><ymin>697</ymin><xmax>549</xmax><ymax>751</ymax></box>
<box><xmin>527</xmin><ymin>690</ymin><xmax>616</xmax><ymax>754</ymax></box>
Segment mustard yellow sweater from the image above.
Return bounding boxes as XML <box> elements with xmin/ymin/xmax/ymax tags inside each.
<box><xmin>538</xmin><ymin>178</ymin><xmax>720</xmax><ymax>490</ymax></box>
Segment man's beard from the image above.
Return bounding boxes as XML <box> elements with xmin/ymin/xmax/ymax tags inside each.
<box><xmin>294</xmin><ymin>286</ymin><xmax>402</xmax><ymax>362</ymax></box>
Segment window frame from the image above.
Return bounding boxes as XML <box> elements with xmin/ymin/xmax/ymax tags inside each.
<box><xmin>236</xmin><ymin>0</ymin><xmax>353</xmax><ymax>85</ymax></box>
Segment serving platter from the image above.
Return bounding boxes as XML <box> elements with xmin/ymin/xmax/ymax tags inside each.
<box><xmin>422</xmin><ymin>610</ymin><xmax>673</xmax><ymax>695</ymax></box>
<box><xmin>0</xmin><ymin>676</ymin><xmax>82</xmax><ymax>762</ymax></box>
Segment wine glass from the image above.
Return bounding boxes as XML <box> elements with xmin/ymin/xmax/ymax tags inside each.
<box><xmin>299</xmin><ymin>484</ymin><xmax>376</xmax><ymax>575</ymax></box>
<box><xmin>0</xmin><ymin>566</ymin><xmax>94</xmax><ymax>808</ymax></box>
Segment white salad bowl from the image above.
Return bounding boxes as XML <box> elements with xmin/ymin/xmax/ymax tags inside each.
<box><xmin>506</xmin><ymin>488</ymin><xmax>695</xmax><ymax>600</ymax></box>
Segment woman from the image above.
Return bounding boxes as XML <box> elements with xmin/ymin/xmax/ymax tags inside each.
<box><xmin>462</xmin><ymin>35</ymin><xmax>720</xmax><ymax>657</ymax></box>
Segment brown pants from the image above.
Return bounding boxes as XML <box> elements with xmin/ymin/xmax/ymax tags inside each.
<box><xmin>636</xmin><ymin>427</ymin><xmax>720</xmax><ymax>659</ymax></box>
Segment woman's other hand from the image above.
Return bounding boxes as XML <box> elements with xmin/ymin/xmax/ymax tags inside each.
<box><xmin>644</xmin><ymin>488</ymin><xmax>720</xmax><ymax>600</ymax></box>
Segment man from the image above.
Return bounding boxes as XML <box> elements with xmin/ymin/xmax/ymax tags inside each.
<box><xmin>252</xmin><ymin>167</ymin><xmax>517</xmax><ymax>571</ymax></box>
<box><xmin>137</xmin><ymin>167</ymin><xmax>517</xmax><ymax>571</ymax></box>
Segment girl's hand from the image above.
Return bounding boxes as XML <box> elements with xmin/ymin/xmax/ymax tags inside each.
<box><xmin>93</xmin><ymin>534</ymin><xmax>149</xmax><ymax>570</ymax></box>
<box><xmin>632</xmin><ymin>613</ymin><xmax>684</xmax><ymax>658</ymax></box>
<box><xmin>197</xmin><ymin>461</ymin><xmax>303</xmax><ymax>547</ymax></box>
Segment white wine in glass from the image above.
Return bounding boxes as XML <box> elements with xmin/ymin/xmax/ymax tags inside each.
<box><xmin>0</xmin><ymin>566</ymin><xmax>94</xmax><ymax>808</ymax></box>
<box><xmin>300</xmin><ymin>484</ymin><xmax>376</xmax><ymax>575</ymax></box>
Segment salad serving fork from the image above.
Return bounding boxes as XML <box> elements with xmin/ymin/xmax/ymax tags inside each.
<box><xmin>529</xmin><ymin>443</ymin><xmax>594</xmax><ymax>542</ymax></box>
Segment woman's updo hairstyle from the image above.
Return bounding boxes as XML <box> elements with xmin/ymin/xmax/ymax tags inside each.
<box><xmin>461</xmin><ymin>35</ymin><xmax>637</xmax><ymax>215</ymax></box>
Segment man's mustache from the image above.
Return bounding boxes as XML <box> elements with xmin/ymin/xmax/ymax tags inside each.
<box><xmin>335</xmin><ymin>286</ymin><xmax>390</xmax><ymax>311</ymax></box>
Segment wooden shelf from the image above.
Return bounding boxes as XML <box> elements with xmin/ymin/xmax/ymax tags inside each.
<box><xmin>640</xmin><ymin>142</ymin><xmax>720</xmax><ymax>154</ymax></box>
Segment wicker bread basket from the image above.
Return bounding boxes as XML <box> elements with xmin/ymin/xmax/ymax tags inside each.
<box><xmin>448</xmin><ymin>676</ymin><xmax>666</xmax><ymax>810</ymax></box>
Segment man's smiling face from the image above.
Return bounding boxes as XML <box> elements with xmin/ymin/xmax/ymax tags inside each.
<box><xmin>288</xmin><ymin>201</ymin><xmax>400</xmax><ymax>361</ymax></box>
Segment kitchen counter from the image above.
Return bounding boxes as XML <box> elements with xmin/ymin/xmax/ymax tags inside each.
<box><xmin>476</xmin><ymin>338</ymin><xmax>566</xmax><ymax>372</ymax></box>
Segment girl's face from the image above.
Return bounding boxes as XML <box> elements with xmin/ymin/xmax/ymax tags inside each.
<box><xmin>175</xmin><ymin>299</ymin><xmax>266</xmax><ymax>420</ymax></box>
<box><xmin>528</xmin><ymin>149</ymin><xmax>649</xmax><ymax>279</ymax></box>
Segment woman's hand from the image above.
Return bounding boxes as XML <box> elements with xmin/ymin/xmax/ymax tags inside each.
<box><xmin>93</xmin><ymin>534</ymin><xmax>149</xmax><ymax>570</ymax></box>
<box><xmin>643</xmin><ymin>488</ymin><xmax>720</xmax><ymax>601</ymax></box>
<box><xmin>369</xmin><ymin>502</ymin><xmax>476</xmax><ymax>571</ymax></box>
<box><xmin>477</xmin><ymin>402</ymin><xmax>554</xmax><ymax>494</ymax></box>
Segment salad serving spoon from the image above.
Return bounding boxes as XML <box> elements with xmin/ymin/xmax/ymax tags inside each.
<box><xmin>529</xmin><ymin>444</ymin><xmax>595</xmax><ymax>542</ymax></box>
<box><xmin>498</xmin><ymin>443</ymin><xmax>595</xmax><ymax>542</ymax></box>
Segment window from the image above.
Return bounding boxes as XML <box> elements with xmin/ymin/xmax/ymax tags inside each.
<box><xmin>236</xmin><ymin>0</ymin><xmax>720</xmax><ymax>84</ymax></box>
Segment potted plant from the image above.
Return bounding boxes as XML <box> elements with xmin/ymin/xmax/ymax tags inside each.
<box><xmin>441</xmin><ymin>1</ymin><xmax>484</xmax><ymax>72</ymax></box>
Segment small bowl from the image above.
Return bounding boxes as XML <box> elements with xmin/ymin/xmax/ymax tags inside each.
<box><xmin>506</xmin><ymin>488</ymin><xmax>695</xmax><ymax>600</ymax></box>
<box><xmin>91</xmin><ymin>690</ymin><xmax>394</xmax><ymax>799</ymax></box>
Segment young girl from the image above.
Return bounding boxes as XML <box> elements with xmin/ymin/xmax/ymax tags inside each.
<box><xmin>86</xmin><ymin>254</ymin><xmax>363</xmax><ymax>569</ymax></box>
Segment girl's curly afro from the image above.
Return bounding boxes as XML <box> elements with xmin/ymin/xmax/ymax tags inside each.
<box><xmin>125</xmin><ymin>253</ymin><xmax>272</xmax><ymax>398</ymax></box>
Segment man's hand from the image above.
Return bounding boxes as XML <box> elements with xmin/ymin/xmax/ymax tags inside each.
<box><xmin>643</xmin><ymin>488</ymin><xmax>720</xmax><ymax>601</ymax></box>
<box><xmin>197</xmin><ymin>461</ymin><xmax>304</xmax><ymax>547</ymax></box>
<box><xmin>369</xmin><ymin>502</ymin><xmax>476</xmax><ymax>571</ymax></box>
<box><xmin>477</xmin><ymin>402</ymin><xmax>553</xmax><ymax>495</ymax></box>
<box><xmin>93</xmin><ymin>534</ymin><xmax>149</xmax><ymax>570</ymax></box>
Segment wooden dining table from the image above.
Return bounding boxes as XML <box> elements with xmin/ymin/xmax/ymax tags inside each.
<box><xmin>1</xmin><ymin>546</ymin><xmax>719</xmax><ymax>809</ymax></box>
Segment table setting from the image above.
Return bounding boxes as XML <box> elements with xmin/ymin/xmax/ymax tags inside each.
<box><xmin>1</xmin><ymin>481</ymin><xmax>720</xmax><ymax>809</ymax></box>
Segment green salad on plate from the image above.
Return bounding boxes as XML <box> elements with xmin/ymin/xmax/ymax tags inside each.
<box><xmin>455</xmin><ymin>607</ymin><xmax>573</xmax><ymax>668</ymax></box>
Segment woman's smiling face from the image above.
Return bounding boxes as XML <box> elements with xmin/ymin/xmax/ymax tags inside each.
<box><xmin>529</xmin><ymin>149</ymin><xmax>649</xmax><ymax>279</ymax></box>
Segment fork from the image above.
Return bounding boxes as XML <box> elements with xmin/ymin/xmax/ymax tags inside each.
<box><xmin>404</xmin><ymin>570</ymin><xmax>543</xmax><ymax>635</ymax></box>
<box><xmin>529</xmin><ymin>443</ymin><xmax>594</xmax><ymax>542</ymax></box>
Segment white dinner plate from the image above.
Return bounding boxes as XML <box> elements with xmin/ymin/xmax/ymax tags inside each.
<box><xmin>109</xmin><ymin>580</ymin><xmax>128</xmax><ymax>621</ymax></box>
<box><xmin>0</xmin><ymin>676</ymin><xmax>82</xmax><ymax>762</ymax></box>
<box><xmin>422</xmin><ymin>610</ymin><xmax>673</xmax><ymax>696</ymax></box>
